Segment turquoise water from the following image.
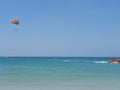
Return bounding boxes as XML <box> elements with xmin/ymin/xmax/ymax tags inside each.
<box><xmin>0</xmin><ymin>57</ymin><xmax>120</xmax><ymax>90</ymax></box>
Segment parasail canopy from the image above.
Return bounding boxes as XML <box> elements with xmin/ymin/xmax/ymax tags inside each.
<box><xmin>10</xmin><ymin>18</ymin><xmax>19</xmax><ymax>25</ymax></box>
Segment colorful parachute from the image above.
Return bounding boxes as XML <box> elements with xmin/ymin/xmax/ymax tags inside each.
<box><xmin>10</xmin><ymin>18</ymin><xmax>19</xmax><ymax>25</ymax></box>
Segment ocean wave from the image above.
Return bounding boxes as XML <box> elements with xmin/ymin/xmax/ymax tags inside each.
<box><xmin>63</xmin><ymin>60</ymin><xmax>70</xmax><ymax>62</ymax></box>
<box><xmin>93</xmin><ymin>61</ymin><xmax>108</xmax><ymax>64</ymax></box>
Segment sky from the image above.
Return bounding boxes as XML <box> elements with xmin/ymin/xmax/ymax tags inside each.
<box><xmin>0</xmin><ymin>0</ymin><xmax>120</xmax><ymax>57</ymax></box>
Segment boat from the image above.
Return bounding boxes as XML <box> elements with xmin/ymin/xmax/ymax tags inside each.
<box><xmin>109</xmin><ymin>59</ymin><xmax>120</xmax><ymax>64</ymax></box>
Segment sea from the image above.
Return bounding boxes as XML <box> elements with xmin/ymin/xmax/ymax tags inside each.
<box><xmin>0</xmin><ymin>57</ymin><xmax>120</xmax><ymax>90</ymax></box>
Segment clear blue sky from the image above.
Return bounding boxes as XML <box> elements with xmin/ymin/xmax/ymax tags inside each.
<box><xmin>0</xmin><ymin>0</ymin><xmax>120</xmax><ymax>57</ymax></box>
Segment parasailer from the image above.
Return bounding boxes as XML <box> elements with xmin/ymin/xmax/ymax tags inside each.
<box><xmin>10</xmin><ymin>18</ymin><xmax>20</xmax><ymax>31</ymax></box>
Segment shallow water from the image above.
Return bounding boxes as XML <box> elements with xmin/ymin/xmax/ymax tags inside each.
<box><xmin>0</xmin><ymin>57</ymin><xmax>120</xmax><ymax>90</ymax></box>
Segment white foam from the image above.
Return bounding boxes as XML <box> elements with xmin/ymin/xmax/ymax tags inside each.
<box><xmin>93</xmin><ymin>61</ymin><xmax>108</xmax><ymax>64</ymax></box>
<box><xmin>63</xmin><ymin>60</ymin><xmax>70</xmax><ymax>62</ymax></box>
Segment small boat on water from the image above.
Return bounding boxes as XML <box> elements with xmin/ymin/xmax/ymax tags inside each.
<box><xmin>109</xmin><ymin>59</ymin><xmax>120</xmax><ymax>64</ymax></box>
